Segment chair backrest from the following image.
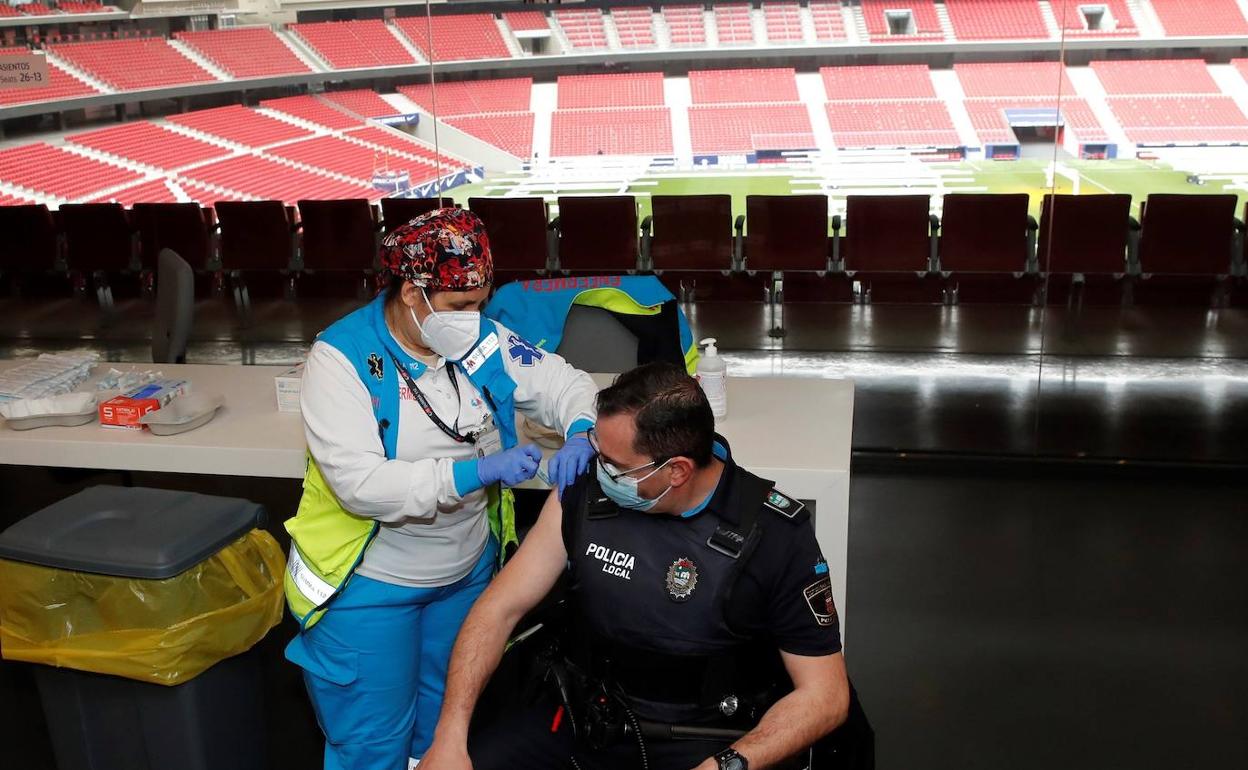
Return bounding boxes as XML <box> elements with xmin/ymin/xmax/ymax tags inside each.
<box><xmin>556</xmin><ymin>304</ymin><xmax>639</xmax><ymax>373</ymax></box>
<box><xmin>1037</xmin><ymin>194</ymin><xmax>1131</xmax><ymax>274</ymax></box>
<box><xmin>132</xmin><ymin>203</ymin><xmax>211</xmax><ymax>271</ymax></box>
<box><xmin>843</xmin><ymin>195</ymin><xmax>930</xmax><ymax>272</ymax></box>
<box><xmin>59</xmin><ymin>203</ymin><xmax>133</xmax><ymax>273</ymax></box>
<box><xmin>939</xmin><ymin>193</ymin><xmax>1030</xmax><ymax>272</ymax></box>
<box><xmin>215</xmin><ymin>201</ymin><xmax>294</xmax><ymax>272</ymax></box>
<box><xmin>298</xmin><ymin>199</ymin><xmax>376</xmax><ymax>272</ymax></box>
<box><xmin>0</xmin><ymin>204</ymin><xmax>58</xmax><ymax>273</ymax></box>
<box><xmin>1139</xmin><ymin>193</ymin><xmax>1237</xmax><ymax>275</ymax></box>
<box><xmin>650</xmin><ymin>194</ymin><xmax>733</xmax><ymax>272</ymax></box>
<box><xmin>152</xmin><ymin>248</ymin><xmax>195</xmax><ymax>365</ymax></box>
<box><xmin>379</xmin><ymin>197</ymin><xmax>455</xmax><ymax>234</ymax></box>
<box><xmin>469</xmin><ymin>197</ymin><xmax>549</xmax><ymax>272</ymax></box>
<box><xmin>745</xmin><ymin>195</ymin><xmax>829</xmax><ymax>272</ymax></box>
<box><xmin>556</xmin><ymin>196</ymin><xmax>639</xmax><ymax>272</ymax></box>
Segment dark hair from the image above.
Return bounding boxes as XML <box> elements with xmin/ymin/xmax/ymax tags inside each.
<box><xmin>384</xmin><ymin>277</ymin><xmax>403</xmax><ymax>303</ymax></box>
<box><xmin>596</xmin><ymin>362</ymin><xmax>714</xmax><ymax>467</ymax></box>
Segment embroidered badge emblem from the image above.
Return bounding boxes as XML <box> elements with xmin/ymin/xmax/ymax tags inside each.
<box><xmin>367</xmin><ymin>353</ymin><xmax>384</xmax><ymax>381</ymax></box>
<box><xmin>666</xmin><ymin>557</ymin><xmax>698</xmax><ymax>602</ymax></box>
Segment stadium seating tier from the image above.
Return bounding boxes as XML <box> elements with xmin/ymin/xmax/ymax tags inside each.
<box><xmin>1149</xmin><ymin>0</ymin><xmax>1248</xmax><ymax>36</ymax></box>
<box><xmin>167</xmin><ymin>105</ymin><xmax>312</xmax><ymax>147</ymax></box>
<box><xmin>688</xmin><ymin>103</ymin><xmax>813</xmax><ymax>153</ymax></box>
<box><xmin>398</xmin><ymin>78</ymin><xmax>533</xmax><ymax>116</ymax></box>
<box><xmin>290</xmin><ymin>20</ymin><xmax>416</xmax><ymax>69</ymax></box>
<box><xmin>0</xmin><ymin>144</ymin><xmax>142</xmax><ymax>200</ymax></box>
<box><xmin>0</xmin><ymin>48</ymin><xmax>98</xmax><ymax>106</ymax></box>
<box><xmin>944</xmin><ymin>0</ymin><xmax>1049</xmax><ymax>40</ymax></box>
<box><xmin>174</xmin><ymin>27</ymin><xmax>310</xmax><ymax>79</ymax></box>
<box><xmin>557</xmin><ymin>72</ymin><xmax>665</xmax><ymax>109</ymax></box>
<box><xmin>690</xmin><ymin>68</ymin><xmax>800</xmax><ymax>103</ymax></box>
<box><xmin>550</xmin><ymin>107</ymin><xmax>673</xmax><ymax>156</ymax></box>
<box><xmin>1090</xmin><ymin>60</ymin><xmax>1220</xmax><ymax>95</ymax></box>
<box><xmin>395</xmin><ymin>14</ymin><xmax>512</xmax><ymax>62</ymax></box>
<box><xmin>50</xmin><ymin>38</ymin><xmax>216</xmax><ymax>91</ymax></box>
<box><xmin>260</xmin><ymin>95</ymin><xmax>365</xmax><ymax>131</ymax></box>
<box><xmin>445</xmin><ymin>113</ymin><xmax>534</xmax><ymax>158</ymax></box>
<box><xmin>66</xmin><ymin>122</ymin><xmax>229</xmax><ymax>169</ymax></box>
<box><xmin>822</xmin><ymin>64</ymin><xmax>936</xmax><ymax>100</ymax></box>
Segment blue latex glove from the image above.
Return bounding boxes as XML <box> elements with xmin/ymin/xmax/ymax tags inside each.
<box><xmin>478</xmin><ymin>444</ymin><xmax>543</xmax><ymax>487</ymax></box>
<box><xmin>548</xmin><ymin>434</ymin><xmax>594</xmax><ymax>496</ymax></box>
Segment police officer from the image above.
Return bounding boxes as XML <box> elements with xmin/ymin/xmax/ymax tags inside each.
<box><xmin>421</xmin><ymin>362</ymin><xmax>853</xmax><ymax>770</ymax></box>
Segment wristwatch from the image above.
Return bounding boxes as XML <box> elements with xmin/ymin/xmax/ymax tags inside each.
<box><xmin>714</xmin><ymin>748</ymin><xmax>748</xmax><ymax>770</ymax></box>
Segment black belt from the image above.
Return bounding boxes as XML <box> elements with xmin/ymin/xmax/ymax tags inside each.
<box><xmin>566</xmin><ymin>629</ymin><xmax>786</xmax><ymax>711</ymax></box>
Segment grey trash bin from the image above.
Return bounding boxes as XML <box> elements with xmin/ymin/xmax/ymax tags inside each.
<box><xmin>0</xmin><ymin>486</ymin><xmax>273</xmax><ymax>770</ymax></box>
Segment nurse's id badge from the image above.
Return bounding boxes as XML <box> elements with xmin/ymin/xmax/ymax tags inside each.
<box><xmin>475</xmin><ymin>424</ymin><xmax>503</xmax><ymax>458</ymax></box>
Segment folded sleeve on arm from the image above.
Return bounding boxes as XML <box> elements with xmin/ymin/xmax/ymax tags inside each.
<box><xmin>499</xmin><ymin>326</ymin><xmax>598</xmax><ymax>437</ymax></box>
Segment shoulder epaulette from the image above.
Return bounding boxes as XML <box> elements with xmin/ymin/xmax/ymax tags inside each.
<box><xmin>763</xmin><ymin>488</ymin><xmax>807</xmax><ymax>521</ymax></box>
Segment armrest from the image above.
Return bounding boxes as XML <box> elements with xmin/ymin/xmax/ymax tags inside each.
<box><xmin>732</xmin><ymin>215</ymin><xmax>746</xmax><ymax>271</ymax></box>
<box><xmin>1025</xmin><ymin>215</ymin><xmax>1040</xmax><ymax>274</ymax></box>
<box><xmin>1128</xmin><ymin>216</ymin><xmax>1142</xmax><ymax>232</ymax></box>
<box><xmin>639</xmin><ymin>215</ymin><xmax>654</xmax><ymax>270</ymax></box>
<box><xmin>548</xmin><ymin>215</ymin><xmax>561</xmax><ymax>233</ymax></box>
<box><xmin>830</xmin><ymin>214</ymin><xmax>842</xmax><ymax>233</ymax></box>
<box><xmin>929</xmin><ymin>213</ymin><xmax>941</xmax><ymax>233</ymax></box>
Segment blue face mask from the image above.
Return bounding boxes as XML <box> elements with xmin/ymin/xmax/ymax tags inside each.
<box><xmin>596</xmin><ymin>457</ymin><xmax>672</xmax><ymax>512</ymax></box>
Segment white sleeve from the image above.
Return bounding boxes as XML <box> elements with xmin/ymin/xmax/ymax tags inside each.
<box><xmin>300</xmin><ymin>341</ymin><xmax>467</xmax><ymax>524</ymax></box>
<box><xmin>498</xmin><ymin>325</ymin><xmax>598</xmax><ymax>438</ymax></box>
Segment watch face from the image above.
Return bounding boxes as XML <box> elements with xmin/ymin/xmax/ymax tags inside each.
<box><xmin>717</xmin><ymin>750</ymin><xmax>747</xmax><ymax>770</ymax></box>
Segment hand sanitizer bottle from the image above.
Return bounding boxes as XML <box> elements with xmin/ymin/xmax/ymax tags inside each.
<box><xmin>697</xmin><ymin>338</ymin><xmax>728</xmax><ymax>419</ymax></box>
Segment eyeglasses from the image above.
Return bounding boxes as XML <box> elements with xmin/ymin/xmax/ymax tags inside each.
<box><xmin>587</xmin><ymin>427</ymin><xmax>666</xmax><ymax>482</ymax></box>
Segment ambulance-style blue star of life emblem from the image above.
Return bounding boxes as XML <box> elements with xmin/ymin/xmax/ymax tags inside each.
<box><xmin>507</xmin><ymin>334</ymin><xmax>544</xmax><ymax>367</ymax></box>
<box><xmin>367</xmin><ymin>353</ymin><xmax>384</xmax><ymax>380</ymax></box>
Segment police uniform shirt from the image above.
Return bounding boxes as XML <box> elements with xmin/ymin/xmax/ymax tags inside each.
<box><xmin>561</xmin><ymin>438</ymin><xmax>842</xmax><ymax>660</ymax></box>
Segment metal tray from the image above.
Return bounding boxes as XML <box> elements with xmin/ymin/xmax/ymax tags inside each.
<box><xmin>3</xmin><ymin>408</ymin><xmax>98</xmax><ymax>431</ymax></box>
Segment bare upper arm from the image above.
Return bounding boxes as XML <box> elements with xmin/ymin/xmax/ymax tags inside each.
<box><xmin>781</xmin><ymin>650</ymin><xmax>849</xmax><ymax>705</ymax></box>
<box><xmin>478</xmin><ymin>489</ymin><xmax>568</xmax><ymax>626</ymax></box>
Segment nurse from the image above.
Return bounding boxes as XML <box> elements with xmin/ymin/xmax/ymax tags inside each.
<box><xmin>283</xmin><ymin>208</ymin><xmax>597</xmax><ymax>770</ymax></box>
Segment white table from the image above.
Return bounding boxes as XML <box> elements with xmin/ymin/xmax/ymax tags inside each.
<box><xmin>0</xmin><ymin>363</ymin><xmax>855</xmax><ymax>629</ymax></box>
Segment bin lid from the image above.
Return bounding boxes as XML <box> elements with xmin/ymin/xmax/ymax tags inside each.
<box><xmin>0</xmin><ymin>486</ymin><xmax>268</xmax><ymax>579</ymax></box>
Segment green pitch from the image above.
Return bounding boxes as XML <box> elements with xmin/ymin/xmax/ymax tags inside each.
<box><xmin>450</xmin><ymin>158</ymin><xmax>1247</xmax><ymax>222</ymax></box>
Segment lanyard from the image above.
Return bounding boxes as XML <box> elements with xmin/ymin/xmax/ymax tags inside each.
<box><xmin>389</xmin><ymin>353</ymin><xmax>478</xmax><ymax>445</ymax></box>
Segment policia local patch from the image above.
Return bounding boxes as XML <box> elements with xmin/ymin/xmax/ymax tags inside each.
<box><xmin>803</xmin><ymin>576</ymin><xmax>837</xmax><ymax>627</ymax></box>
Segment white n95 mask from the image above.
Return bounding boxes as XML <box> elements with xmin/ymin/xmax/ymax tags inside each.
<box><xmin>410</xmin><ymin>289</ymin><xmax>479</xmax><ymax>362</ymax></box>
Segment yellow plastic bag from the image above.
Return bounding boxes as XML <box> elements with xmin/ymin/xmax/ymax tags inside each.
<box><xmin>0</xmin><ymin>529</ymin><xmax>285</xmax><ymax>686</ymax></box>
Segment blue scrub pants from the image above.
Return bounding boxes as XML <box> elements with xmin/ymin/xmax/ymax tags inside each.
<box><xmin>286</xmin><ymin>538</ymin><xmax>497</xmax><ymax>770</ymax></box>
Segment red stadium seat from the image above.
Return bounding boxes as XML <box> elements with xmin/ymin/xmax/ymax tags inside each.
<box><xmin>939</xmin><ymin>193</ymin><xmax>1037</xmax><ymax>304</ymax></box>
<box><xmin>1135</xmin><ymin>194</ymin><xmax>1237</xmax><ymax>306</ymax></box>
<box><xmin>644</xmin><ymin>194</ymin><xmax>755</xmax><ymax>301</ymax></box>
<box><xmin>214</xmin><ymin>201</ymin><xmax>296</xmax><ymax>310</ymax></box>
<box><xmin>0</xmin><ymin>204</ymin><xmax>63</xmax><ymax>293</ymax></box>
<box><xmin>296</xmin><ymin>199</ymin><xmax>378</xmax><ymax>297</ymax></box>
<box><xmin>60</xmin><ymin>203</ymin><xmax>139</xmax><ymax>303</ymax></box>
<box><xmin>842</xmin><ymin>195</ymin><xmax>938</xmax><ymax>303</ymax></box>
<box><xmin>1037</xmin><ymin>194</ymin><xmax>1132</xmax><ymax>306</ymax></box>
<box><xmin>745</xmin><ymin>194</ymin><xmax>832</xmax><ymax>301</ymax></box>
<box><xmin>468</xmin><ymin>197</ymin><xmax>550</xmax><ymax>280</ymax></box>
<box><xmin>555</xmin><ymin>196</ymin><xmax>639</xmax><ymax>273</ymax></box>
<box><xmin>379</xmin><ymin>198</ymin><xmax>456</xmax><ymax>235</ymax></box>
<box><xmin>59</xmin><ymin>203</ymin><xmax>135</xmax><ymax>275</ymax></box>
<box><xmin>131</xmin><ymin>203</ymin><xmax>214</xmax><ymax>273</ymax></box>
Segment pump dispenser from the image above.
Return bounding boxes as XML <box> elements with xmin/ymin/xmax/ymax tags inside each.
<box><xmin>697</xmin><ymin>338</ymin><xmax>727</xmax><ymax>419</ymax></box>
